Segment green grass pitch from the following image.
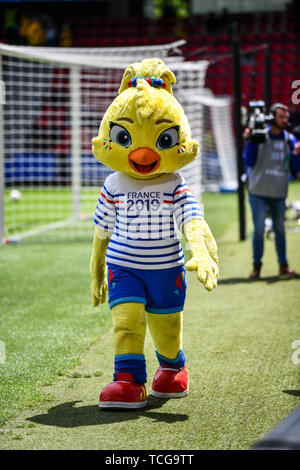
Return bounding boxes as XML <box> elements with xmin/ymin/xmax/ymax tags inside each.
<box><xmin>0</xmin><ymin>183</ymin><xmax>300</xmax><ymax>449</ymax></box>
<box><xmin>4</xmin><ymin>187</ymin><xmax>100</xmax><ymax>239</ymax></box>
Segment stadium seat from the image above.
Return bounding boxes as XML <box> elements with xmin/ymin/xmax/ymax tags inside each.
<box><xmin>3</xmin><ymin>7</ymin><xmax>296</xmax><ymax>108</ymax></box>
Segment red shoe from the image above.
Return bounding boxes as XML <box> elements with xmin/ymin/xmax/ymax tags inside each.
<box><xmin>151</xmin><ymin>365</ymin><xmax>189</xmax><ymax>398</ymax></box>
<box><xmin>99</xmin><ymin>373</ymin><xmax>147</xmax><ymax>409</ymax></box>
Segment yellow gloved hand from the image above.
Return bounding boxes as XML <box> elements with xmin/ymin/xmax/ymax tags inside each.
<box><xmin>90</xmin><ymin>226</ymin><xmax>110</xmax><ymax>306</ymax></box>
<box><xmin>183</xmin><ymin>218</ymin><xmax>219</xmax><ymax>291</ymax></box>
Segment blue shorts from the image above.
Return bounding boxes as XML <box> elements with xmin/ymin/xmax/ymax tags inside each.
<box><xmin>107</xmin><ymin>263</ymin><xmax>187</xmax><ymax>314</ymax></box>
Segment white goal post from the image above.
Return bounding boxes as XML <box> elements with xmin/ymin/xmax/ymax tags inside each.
<box><xmin>0</xmin><ymin>41</ymin><xmax>237</xmax><ymax>243</ymax></box>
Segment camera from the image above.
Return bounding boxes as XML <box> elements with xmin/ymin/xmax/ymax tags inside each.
<box><xmin>292</xmin><ymin>124</ymin><xmax>300</xmax><ymax>140</ymax></box>
<box><xmin>247</xmin><ymin>100</ymin><xmax>274</xmax><ymax>144</ymax></box>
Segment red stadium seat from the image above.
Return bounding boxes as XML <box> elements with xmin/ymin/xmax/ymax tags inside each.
<box><xmin>44</xmin><ymin>8</ymin><xmax>297</xmax><ymax>105</ymax></box>
<box><xmin>254</xmin><ymin>64</ymin><xmax>265</xmax><ymax>74</ymax></box>
<box><xmin>270</xmin><ymin>43</ymin><xmax>282</xmax><ymax>52</ymax></box>
<box><xmin>254</xmin><ymin>52</ymin><xmax>265</xmax><ymax>64</ymax></box>
<box><xmin>269</xmin><ymin>33</ymin><xmax>283</xmax><ymax>42</ymax></box>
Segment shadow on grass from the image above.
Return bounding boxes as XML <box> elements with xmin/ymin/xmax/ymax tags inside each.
<box><xmin>26</xmin><ymin>396</ymin><xmax>189</xmax><ymax>428</ymax></box>
<box><xmin>282</xmin><ymin>390</ymin><xmax>300</xmax><ymax>397</ymax></box>
<box><xmin>218</xmin><ymin>276</ymin><xmax>300</xmax><ymax>285</ymax></box>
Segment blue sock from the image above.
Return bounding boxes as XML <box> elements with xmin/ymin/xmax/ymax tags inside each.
<box><xmin>155</xmin><ymin>349</ymin><xmax>185</xmax><ymax>368</ymax></box>
<box><xmin>114</xmin><ymin>354</ymin><xmax>147</xmax><ymax>384</ymax></box>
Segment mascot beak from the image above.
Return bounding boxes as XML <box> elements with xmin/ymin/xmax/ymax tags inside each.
<box><xmin>129</xmin><ymin>147</ymin><xmax>161</xmax><ymax>174</ymax></box>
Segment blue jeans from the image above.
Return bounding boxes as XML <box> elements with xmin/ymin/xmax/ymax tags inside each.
<box><xmin>249</xmin><ymin>194</ymin><xmax>287</xmax><ymax>265</ymax></box>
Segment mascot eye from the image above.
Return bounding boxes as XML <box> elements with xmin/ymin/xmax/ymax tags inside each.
<box><xmin>109</xmin><ymin>122</ymin><xmax>132</xmax><ymax>148</ymax></box>
<box><xmin>156</xmin><ymin>126</ymin><xmax>179</xmax><ymax>150</ymax></box>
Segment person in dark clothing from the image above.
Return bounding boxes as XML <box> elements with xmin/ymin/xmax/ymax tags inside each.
<box><xmin>243</xmin><ymin>103</ymin><xmax>300</xmax><ymax>279</ymax></box>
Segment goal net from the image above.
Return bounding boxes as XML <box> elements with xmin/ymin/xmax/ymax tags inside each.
<box><xmin>176</xmin><ymin>89</ymin><xmax>237</xmax><ymax>194</ymax></box>
<box><xmin>0</xmin><ymin>41</ymin><xmax>237</xmax><ymax>243</ymax></box>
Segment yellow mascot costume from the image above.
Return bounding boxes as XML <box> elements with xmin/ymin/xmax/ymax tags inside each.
<box><xmin>90</xmin><ymin>58</ymin><xmax>219</xmax><ymax>409</ymax></box>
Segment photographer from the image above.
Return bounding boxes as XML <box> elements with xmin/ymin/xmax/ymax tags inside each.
<box><xmin>243</xmin><ymin>103</ymin><xmax>300</xmax><ymax>279</ymax></box>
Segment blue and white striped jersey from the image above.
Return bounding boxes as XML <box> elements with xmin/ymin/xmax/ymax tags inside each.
<box><xmin>94</xmin><ymin>171</ymin><xmax>203</xmax><ymax>270</ymax></box>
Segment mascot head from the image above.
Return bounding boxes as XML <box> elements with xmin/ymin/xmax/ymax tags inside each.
<box><xmin>92</xmin><ymin>58</ymin><xmax>199</xmax><ymax>180</ymax></box>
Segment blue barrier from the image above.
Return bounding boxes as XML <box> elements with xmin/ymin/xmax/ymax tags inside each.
<box><xmin>5</xmin><ymin>153</ymin><xmax>108</xmax><ymax>184</ymax></box>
